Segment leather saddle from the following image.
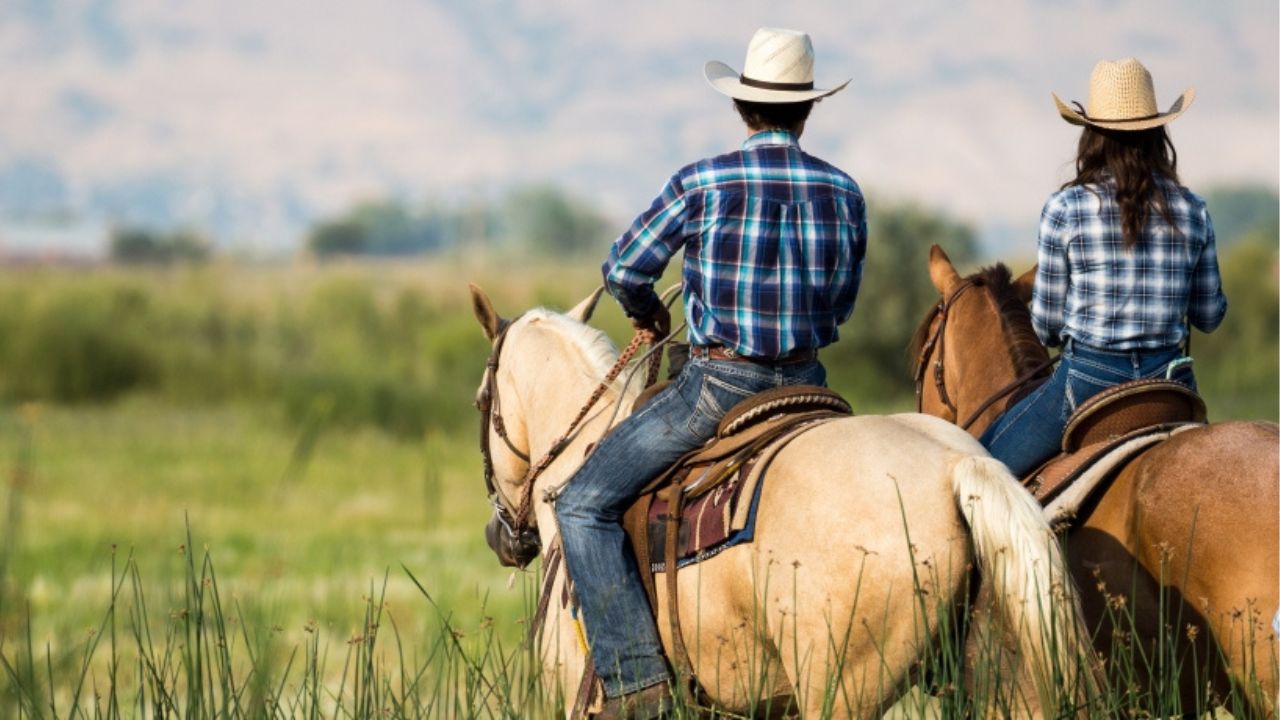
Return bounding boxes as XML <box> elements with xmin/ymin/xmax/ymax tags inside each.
<box><xmin>602</xmin><ymin>385</ymin><xmax>849</xmax><ymax>706</ymax></box>
<box><xmin>621</xmin><ymin>384</ymin><xmax>851</xmax><ymax>575</ymax></box>
<box><xmin>1024</xmin><ymin>379</ymin><xmax>1207</xmax><ymax>509</ymax></box>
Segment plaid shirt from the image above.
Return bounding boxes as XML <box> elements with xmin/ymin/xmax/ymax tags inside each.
<box><xmin>1032</xmin><ymin>176</ymin><xmax>1227</xmax><ymax>351</ymax></box>
<box><xmin>602</xmin><ymin>130</ymin><xmax>867</xmax><ymax>358</ymax></box>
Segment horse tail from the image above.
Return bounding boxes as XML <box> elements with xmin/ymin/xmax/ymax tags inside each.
<box><xmin>949</xmin><ymin>454</ymin><xmax>1099</xmax><ymax>713</ymax></box>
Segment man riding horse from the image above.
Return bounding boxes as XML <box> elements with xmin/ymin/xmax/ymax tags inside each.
<box><xmin>553</xmin><ymin>27</ymin><xmax>866</xmax><ymax>718</ymax></box>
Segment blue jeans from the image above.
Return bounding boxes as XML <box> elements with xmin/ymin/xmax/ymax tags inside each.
<box><xmin>554</xmin><ymin>354</ymin><xmax>827</xmax><ymax>697</ymax></box>
<box><xmin>980</xmin><ymin>339</ymin><xmax>1195</xmax><ymax>478</ymax></box>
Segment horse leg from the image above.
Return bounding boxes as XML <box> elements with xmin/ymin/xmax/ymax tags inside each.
<box><xmin>1130</xmin><ymin>424</ymin><xmax>1278</xmax><ymax>715</ymax></box>
<box><xmin>1072</xmin><ymin>422</ymin><xmax>1279</xmax><ymax>716</ymax></box>
<box><xmin>742</xmin><ymin>424</ymin><xmax>972</xmax><ymax>718</ymax></box>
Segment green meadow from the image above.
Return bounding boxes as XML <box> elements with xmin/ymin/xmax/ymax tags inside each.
<box><xmin>0</xmin><ymin>234</ymin><xmax>1274</xmax><ymax>716</ymax></box>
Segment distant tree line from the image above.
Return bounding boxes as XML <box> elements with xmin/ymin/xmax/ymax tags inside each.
<box><xmin>110</xmin><ymin>227</ymin><xmax>211</xmax><ymax>264</ymax></box>
<box><xmin>6</xmin><ymin>185</ymin><xmax>1272</xmax><ymax>430</ymax></box>
<box><xmin>304</xmin><ymin>184</ymin><xmax>609</xmax><ymax>259</ymax></box>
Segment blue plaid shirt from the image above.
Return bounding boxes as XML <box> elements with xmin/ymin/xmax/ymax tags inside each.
<box><xmin>602</xmin><ymin>130</ymin><xmax>867</xmax><ymax>358</ymax></box>
<box><xmin>1032</xmin><ymin>176</ymin><xmax>1227</xmax><ymax>351</ymax></box>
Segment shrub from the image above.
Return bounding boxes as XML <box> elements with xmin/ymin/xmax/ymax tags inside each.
<box><xmin>4</xmin><ymin>285</ymin><xmax>157</xmax><ymax>402</ymax></box>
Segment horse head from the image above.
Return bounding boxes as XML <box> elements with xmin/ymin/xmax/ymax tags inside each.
<box><xmin>913</xmin><ymin>244</ymin><xmax>1044</xmax><ymax>435</ymax></box>
<box><xmin>469</xmin><ymin>284</ymin><xmax>607</xmax><ymax>567</ymax></box>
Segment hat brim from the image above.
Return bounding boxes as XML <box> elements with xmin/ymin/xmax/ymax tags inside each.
<box><xmin>704</xmin><ymin>60</ymin><xmax>848</xmax><ymax>103</ymax></box>
<box><xmin>1052</xmin><ymin>88</ymin><xmax>1195</xmax><ymax>131</ymax></box>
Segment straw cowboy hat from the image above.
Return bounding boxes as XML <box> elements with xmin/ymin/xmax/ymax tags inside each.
<box><xmin>1053</xmin><ymin>58</ymin><xmax>1195</xmax><ymax>131</ymax></box>
<box><xmin>705</xmin><ymin>27</ymin><xmax>849</xmax><ymax>103</ymax></box>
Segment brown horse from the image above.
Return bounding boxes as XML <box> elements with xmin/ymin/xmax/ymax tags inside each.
<box><xmin>914</xmin><ymin>245</ymin><xmax>1279</xmax><ymax>716</ymax></box>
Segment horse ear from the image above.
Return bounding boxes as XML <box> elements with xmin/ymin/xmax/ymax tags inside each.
<box><xmin>469</xmin><ymin>284</ymin><xmax>505</xmax><ymax>342</ymax></box>
<box><xmin>566</xmin><ymin>286</ymin><xmax>605</xmax><ymax>324</ymax></box>
<box><xmin>928</xmin><ymin>245</ymin><xmax>962</xmax><ymax>295</ymax></box>
<box><xmin>1014</xmin><ymin>265</ymin><xmax>1037</xmax><ymax>304</ymax></box>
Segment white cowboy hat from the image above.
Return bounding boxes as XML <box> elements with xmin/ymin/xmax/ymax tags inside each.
<box><xmin>1053</xmin><ymin>58</ymin><xmax>1195</xmax><ymax>131</ymax></box>
<box><xmin>705</xmin><ymin>27</ymin><xmax>849</xmax><ymax>103</ymax></box>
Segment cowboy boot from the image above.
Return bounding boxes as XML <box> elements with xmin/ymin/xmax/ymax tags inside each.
<box><xmin>595</xmin><ymin>681</ymin><xmax>673</xmax><ymax>720</ymax></box>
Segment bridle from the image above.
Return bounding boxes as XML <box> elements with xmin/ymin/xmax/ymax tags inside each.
<box><xmin>477</xmin><ymin>317</ymin><xmax>662</xmax><ymax>543</ymax></box>
<box><xmin>477</xmin><ymin>314</ymin><xmax>531</xmax><ymax>537</ymax></box>
<box><xmin>915</xmin><ymin>279</ymin><xmax>1056</xmax><ymax>432</ymax></box>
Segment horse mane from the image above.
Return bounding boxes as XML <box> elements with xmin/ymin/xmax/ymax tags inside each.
<box><xmin>978</xmin><ymin>264</ymin><xmax>1051</xmax><ymax>378</ymax></box>
<box><xmin>908</xmin><ymin>264</ymin><xmax>1049</xmax><ymax>379</ymax></box>
<box><xmin>522</xmin><ymin>308</ymin><xmax>623</xmax><ymax>383</ymax></box>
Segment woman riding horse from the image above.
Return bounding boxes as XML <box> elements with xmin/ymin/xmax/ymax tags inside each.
<box><xmin>980</xmin><ymin>58</ymin><xmax>1227</xmax><ymax>477</ymax></box>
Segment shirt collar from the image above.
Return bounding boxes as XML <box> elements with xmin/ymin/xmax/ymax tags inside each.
<box><xmin>742</xmin><ymin>130</ymin><xmax>800</xmax><ymax>151</ymax></box>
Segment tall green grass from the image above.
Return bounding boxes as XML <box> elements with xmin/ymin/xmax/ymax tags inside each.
<box><xmin>1</xmin><ymin>530</ymin><xmax>559</xmax><ymax>718</ymax></box>
<box><xmin>4</xmin><ymin>519</ymin><xmax>1272</xmax><ymax>717</ymax></box>
<box><xmin>0</xmin><ymin>260</ymin><xmax>613</xmax><ymax>437</ymax></box>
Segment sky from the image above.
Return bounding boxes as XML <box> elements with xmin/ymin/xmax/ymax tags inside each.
<box><xmin>1</xmin><ymin>0</ymin><xmax>1277</xmax><ymax>254</ymax></box>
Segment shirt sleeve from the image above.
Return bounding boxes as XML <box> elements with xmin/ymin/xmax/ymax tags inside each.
<box><xmin>831</xmin><ymin>193</ymin><xmax>867</xmax><ymax>324</ymax></box>
<box><xmin>1187</xmin><ymin>204</ymin><xmax>1228</xmax><ymax>332</ymax></box>
<box><xmin>1031</xmin><ymin>193</ymin><xmax>1070</xmax><ymax>347</ymax></box>
<box><xmin>601</xmin><ymin>172</ymin><xmax>689</xmax><ymax>320</ymax></box>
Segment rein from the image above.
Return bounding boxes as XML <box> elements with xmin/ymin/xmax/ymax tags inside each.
<box><xmin>478</xmin><ymin>319</ymin><xmax>662</xmax><ymax>536</ymax></box>
<box><xmin>915</xmin><ymin>279</ymin><xmax>1057</xmax><ymax>431</ymax></box>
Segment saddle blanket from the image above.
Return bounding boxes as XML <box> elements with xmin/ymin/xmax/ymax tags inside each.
<box><xmin>1039</xmin><ymin>424</ymin><xmax>1198</xmax><ymax>526</ymax></box>
<box><xmin>646</xmin><ymin>459</ymin><xmax>764</xmax><ymax>573</ymax></box>
<box><xmin>639</xmin><ymin>415</ymin><xmax>842</xmax><ymax>573</ymax></box>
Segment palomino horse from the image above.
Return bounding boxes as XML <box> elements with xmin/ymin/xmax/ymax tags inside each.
<box><xmin>470</xmin><ymin>284</ymin><xmax>1096</xmax><ymax>718</ymax></box>
<box><xmin>915</xmin><ymin>246</ymin><xmax>1279</xmax><ymax>716</ymax></box>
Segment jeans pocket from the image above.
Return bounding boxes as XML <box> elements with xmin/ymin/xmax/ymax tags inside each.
<box><xmin>687</xmin><ymin>374</ymin><xmax>755</xmax><ymax>438</ymax></box>
<box><xmin>779</xmin><ymin>361</ymin><xmax>827</xmax><ymax>388</ymax></box>
<box><xmin>1064</xmin><ymin>366</ymin><xmax>1127</xmax><ymax>416</ymax></box>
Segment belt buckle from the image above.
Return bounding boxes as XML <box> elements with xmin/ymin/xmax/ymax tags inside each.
<box><xmin>720</xmin><ymin>346</ymin><xmax>740</xmax><ymax>359</ymax></box>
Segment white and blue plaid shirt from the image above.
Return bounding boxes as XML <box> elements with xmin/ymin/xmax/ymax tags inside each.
<box><xmin>1032</xmin><ymin>176</ymin><xmax>1227</xmax><ymax>351</ymax></box>
<box><xmin>603</xmin><ymin>130</ymin><xmax>867</xmax><ymax>358</ymax></box>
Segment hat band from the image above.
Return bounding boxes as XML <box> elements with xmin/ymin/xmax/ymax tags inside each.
<box><xmin>1084</xmin><ymin>111</ymin><xmax>1162</xmax><ymax>123</ymax></box>
<box><xmin>739</xmin><ymin>74</ymin><xmax>814</xmax><ymax>92</ymax></box>
<box><xmin>1073</xmin><ymin>102</ymin><xmax>1162</xmax><ymax>123</ymax></box>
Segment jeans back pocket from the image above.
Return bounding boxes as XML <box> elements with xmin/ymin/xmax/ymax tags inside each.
<box><xmin>1064</xmin><ymin>364</ymin><xmax>1130</xmax><ymax>415</ymax></box>
<box><xmin>687</xmin><ymin>374</ymin><xmax>757</xmax><ymax>438</ymax></box>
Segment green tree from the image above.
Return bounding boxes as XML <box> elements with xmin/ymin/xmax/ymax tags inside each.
<box><xmin>504</xmin><ymin>184</ymin><xmax>609</xmax><ymax>256</ymax></box>
<box><xmin>1203</xmin><ymin>185</ymin><xmax>1279</xmax><ymax>247</ymax></box>
<box><xmin>825</xmin><ymin>201</ymin><xmax>979</xmax><ymax>408</ymax></box>
<box><xmin>306</xmin><ymin>200</ymin><xmax>446</xmax><ymax>257</ymax></box>
<box><xmin>306</xmin><ymin>218</ymin><xmax>367</xmax><ymax>256</ymax></box>
<box><xmin>1192</xmin><ymin>231</ymin><xmax>1279</xmax><ymax>420</ymax></box>
<box><xmin>110</xmin><ymin>227</ymin><xmax>210</xmax><ymax>264</ymax></box>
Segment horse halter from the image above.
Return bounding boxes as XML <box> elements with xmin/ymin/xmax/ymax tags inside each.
<box><xmin>476</xmin><ymin>315</ymin><xmax>541</xmax><ymax>568</ymax></box>
<box><xmin>915</xmin><ymin>279</ymin><xmax>1056</xmax><ymax>432</ymax></box>
<box><xmin>476</xmin><ymin>315</ymin><xmax>663</xmax><ymax>568</ymax></box>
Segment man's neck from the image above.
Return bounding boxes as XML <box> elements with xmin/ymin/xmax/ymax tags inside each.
<box><xmin>746</xmin><ymin>125</ymin><xmax>804</xmax><ymax>139</ymax></box>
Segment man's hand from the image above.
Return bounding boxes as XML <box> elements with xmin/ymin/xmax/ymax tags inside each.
<box><xmin>631</xmin><ymin>304</ymin><xmax>671</xmax><ymax>342</ymax></box>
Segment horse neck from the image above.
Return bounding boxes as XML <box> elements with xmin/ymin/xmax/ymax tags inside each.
<box><xmin>941</xmin><ymin>290</ymin><xmax>1026</xmax><ymax>436</ymax></box>
<box><xmin>505</xmin><ymin>322</ymin><xmax>629</xmax><ymax>700</ymax></box>
<box><xmin>507</xmin><ymin>320</ymin><xmax>637</xmax><ymax>537</ymax></box>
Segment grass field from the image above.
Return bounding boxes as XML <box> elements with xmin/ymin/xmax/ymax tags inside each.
<box><xmin>0</xmin><ymin>254</ymin><xmax>1274</xmax><ymax>717</ymax></box>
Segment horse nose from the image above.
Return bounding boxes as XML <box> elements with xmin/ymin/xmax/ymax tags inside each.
<box><xmin>484</xmin><ymin>508</ymin><xmax>541</xmax><ymax>569</ymax></box>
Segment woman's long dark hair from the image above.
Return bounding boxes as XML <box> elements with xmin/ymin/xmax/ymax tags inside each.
<box><xmin>1065</xmin><ymin>126</ymin><xmax>1180</xmax><ymax>248</ymax></box>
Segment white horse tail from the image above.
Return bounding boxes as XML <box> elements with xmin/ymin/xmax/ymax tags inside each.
<box><xmin>949</xmin><ymin>454</ymin><xmax>1099</xmax><ymax>714</ymax></box>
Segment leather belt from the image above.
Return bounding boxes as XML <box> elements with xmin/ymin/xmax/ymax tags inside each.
<box><xmin>692</xmin><ymin>344</ymin><xmax>817</xmax><ymax>365</ymax></box>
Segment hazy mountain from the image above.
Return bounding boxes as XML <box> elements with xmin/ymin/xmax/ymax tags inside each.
<box><xmin>2</xmin><ymin>1</ymin><xmax>1276</xmax><ymax>256</ymax></box>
